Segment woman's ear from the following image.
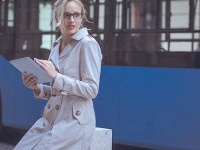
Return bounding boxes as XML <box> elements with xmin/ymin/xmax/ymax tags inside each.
<box><xmin>55</xmin><ymin>15</ymin><xmax>61</xmax><ymax>27</ymax></box>
<box><xmin>55</xmin><ymin>16</ymin><xmax>59</xmax><ymax>24</ymax></box>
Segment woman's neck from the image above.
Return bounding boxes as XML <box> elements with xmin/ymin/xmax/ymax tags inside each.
<box><xmin>59</xmin><ymin>35</ymin><xmax>70</xmax><ymax>53</ymax></box>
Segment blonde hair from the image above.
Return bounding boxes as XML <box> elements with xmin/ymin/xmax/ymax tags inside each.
<box><xmin>53</xmin><ymin>0</ymin><xmax>64</xmax><ymax>24</ymax></box>
<box><xmin>53</xmin><ymin>0</ymin><xmax>87</xmax><ymax>32</ymax></box>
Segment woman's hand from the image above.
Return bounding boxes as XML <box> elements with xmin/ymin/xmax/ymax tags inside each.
<box><xmin>34</xmin><ymin>58</ymin><xmax>57</xmax><ymax>80</ymax></box>
<box><xmin>22</xmin><ymin>73</ymin><xmax>40</xmax><ymax>90</ymax></box>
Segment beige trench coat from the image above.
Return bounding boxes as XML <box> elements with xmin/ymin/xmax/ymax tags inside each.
<box><xmin>14</xmin><ymin>28</ymin><xmax>102</xmax><ymax>150</ymax></box>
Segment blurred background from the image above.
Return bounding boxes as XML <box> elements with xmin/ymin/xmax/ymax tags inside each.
<box><xmin>0</xmin><ymin>0</ymin><xmax>200</xmax><ymax>150</ymax></box>
<box><xmin>1</xmin><ymin>0</ymin><xmax>200</xmax><ymax>67</ymax></box>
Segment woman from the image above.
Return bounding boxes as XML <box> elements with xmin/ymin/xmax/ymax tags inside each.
<box><xmin>14</xmin><ymin>0</ymin><xmax>102</xmax><ymax>149</ymax></box>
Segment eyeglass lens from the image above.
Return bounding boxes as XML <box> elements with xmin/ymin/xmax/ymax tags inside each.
<box><xmin>64</xmin><ymin>12</ymin><xmax>82</xmax><ymax>19</ymax></box>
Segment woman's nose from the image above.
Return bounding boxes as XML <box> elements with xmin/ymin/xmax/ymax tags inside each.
<box><xmin>69</xmin><ymin>15</ymin><xmax>75</xmax><ymax>21</ymax></box>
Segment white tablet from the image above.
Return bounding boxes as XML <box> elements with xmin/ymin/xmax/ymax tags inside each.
<box><xmin>9</xmin><ymin>57</ymin><xmax>51</xmax><ymax>83</ymax></box>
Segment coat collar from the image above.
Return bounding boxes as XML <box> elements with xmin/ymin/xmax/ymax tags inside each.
<box><xmin>71</xmin><ymin>27</ymin><xmax>89</xmax><ymax>41</ymax></box>
<box><xmin>53</xmin><ymin>27</ymin><xmax>89</xmax><ymax>47</ymax></box>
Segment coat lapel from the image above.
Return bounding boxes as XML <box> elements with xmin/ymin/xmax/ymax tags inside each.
<box><xmin>59</xmin><ymin>28</ymin><xmax>89</xmax><ymax>60</ymax></box>
<box><xmin>49</xmin><ymin>44</ymin><xmax>60</xmax><ymax>72</ymax></box>
<box><xmin>49</xmin><ymin>28</ymin><xmax>89</xmax><ymax>71</ymax></box>
<box><xmin>59</xmin><ymin>44</ymin><xmax>72</xmax><ymax>60</ymax></box>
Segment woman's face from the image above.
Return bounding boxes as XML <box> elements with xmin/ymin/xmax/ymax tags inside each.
<box><xmin>62</xmin><ymin>1</ymin><xmax>82</xmax><ymax>36</ymax></box>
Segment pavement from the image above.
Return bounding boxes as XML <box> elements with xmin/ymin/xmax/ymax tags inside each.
<box><xmin>0</xmin><ymin>142</ymin><xmax>15</xmax><ymax>150</ymax></box>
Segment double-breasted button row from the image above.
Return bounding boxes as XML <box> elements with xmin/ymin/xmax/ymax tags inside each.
<box><xmin>76</xmin><ymin>110</ymin><xmax>81</xmax><ymax>116</ymax></box>
<box><xmin>47</xmin><ymin>104</ymin><xmax>60</xmax><ymax>110</ymax></box>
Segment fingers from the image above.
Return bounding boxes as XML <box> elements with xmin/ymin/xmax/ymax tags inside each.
<box><xmin>34</xmin><ymin>58</ymin><xmax>46</xmax><ymax>70</ymax></box>
<box><xmin>34</xmin><ymin>58</ymin><xmax>53</xmax><ymax>70</ymax></box>
<box><xmin>34</xmin><ymin>58</ymin><xmax>57</xmax><ymax>80</ymax></box>
<box><xmin>22</xmin><ymin>73</ymin><xmax>38</xmax><ymax>89</ymax></box>
<box><xmin>22</xmin><ymin>72</ymin><xmax>26</xmax><ymax>80</ymax></box>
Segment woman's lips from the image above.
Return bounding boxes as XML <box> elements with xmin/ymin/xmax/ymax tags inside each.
<box><xmin>67</xmin><ymin>25</ymin><xmax>75</xmax><ymax>30</ymax></box>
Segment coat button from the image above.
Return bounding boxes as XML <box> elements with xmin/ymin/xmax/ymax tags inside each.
<box><xmin>55</xmin><ymin>105</ymin><xmax>59</xmax><ymax>110</ymax></box>
<box><xmin>76</xmin><ymin>110</ymin><xmax>81</xmax><ymax>116</ymax></box>
<box><xmin>47</xmin><ymin>104</ymin><xmax>50</xmax><ymax>109</ymax></box>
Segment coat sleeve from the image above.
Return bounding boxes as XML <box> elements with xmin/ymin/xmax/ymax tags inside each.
<box><xmin>33</xmin><ymin>84</ymin><xmax>52</xmax><ymax>100</ymax></box>
<box><xmin>52</xmin><ymin>38</ymin><xmax>102</xmax><ymax>99</ymax></box>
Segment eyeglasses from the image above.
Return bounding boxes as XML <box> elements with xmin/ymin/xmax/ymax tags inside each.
<box><xmin>63</xmin><ymin>12</ymin><xmax>83</xmax><ymax>20</ymax></box>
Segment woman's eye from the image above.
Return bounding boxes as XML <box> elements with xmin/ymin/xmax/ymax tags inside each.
<box><xmin>74</xmin><ymin>13</ymin><xmax>79</xmax><ymax>17</ymax></box>
<box><xmin>65</xmin><ymin>14</ymin><xmax>70</xmax><ymax>18</ymax></box>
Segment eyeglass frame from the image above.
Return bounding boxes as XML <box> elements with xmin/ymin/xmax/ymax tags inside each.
<box><xmin>63</xmin><ymin>12</ymin><xmax>83</xmax><ymax>20</ymax></box>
